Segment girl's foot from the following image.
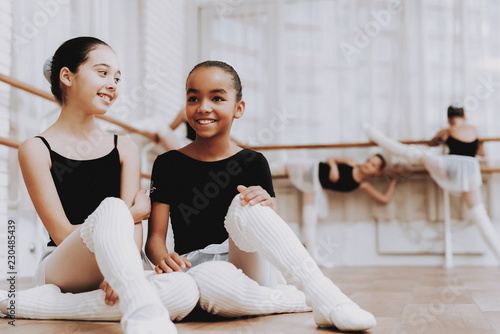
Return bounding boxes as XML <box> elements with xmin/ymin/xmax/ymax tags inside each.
<box><xmin>315</xmin><ymin>302</ymin><xmax>376</xmax><ymax>331</ymax></box>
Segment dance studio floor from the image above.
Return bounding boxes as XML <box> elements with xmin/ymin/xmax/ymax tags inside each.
<box><xmin>1</xmin><ymin>266</ymin><xmax>500</xmax><ymax>333</ymax></box>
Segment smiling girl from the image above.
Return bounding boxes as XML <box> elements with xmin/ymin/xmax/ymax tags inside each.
<box><xmin>146</xmin><ymin>60</ymin><xmax>377</xmax><ymax>332</ymax></box>
<box><xmin>0</xmin><ymin>37</ymin><xmax>199</xmax><ymax>334</ymax></box>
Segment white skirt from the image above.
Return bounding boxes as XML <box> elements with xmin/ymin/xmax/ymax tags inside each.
<box><xmin>32</xmin><ymin>246</ymin><xmax>56</xmax><ymax>287</ymax></box>
<box><xmin>285</xmin><ymin>159</ymin><xmax>329</xmax><ymax>218</ymax></box>
<box><xmin>423</xmin><ymin>154</ymin><xmax>482</xmax><ymax>193</ymax></box>
<box><xmin>181</xmin><ymin>239</ymin><xmax>229</xmax><ymax>269</ymax></box>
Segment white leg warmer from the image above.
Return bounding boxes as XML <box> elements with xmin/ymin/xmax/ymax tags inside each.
<box><xmin>224</xmin><ymin>196</ymin><xmax>376</xmax><ymax>331</ymax></box>
<box><xmin>1</xmin><ymin>284</ymin><xmax>121</xmax><ymax>320</ymax></box>
<box><xmin>470</xmin><ymin>204</ymin><xmax>500</xmax><ymax>262</ymax></box>
<box><xmin>362</xmin><ymin>123</ymin><xmax>425</xmax><ymax>164</ymax></box>
<box><xmin>146</xmin><ymin>271</ymin><xmax>200</xmax><ymax>321</ymax></box>
<box><xmin>79</xmin><ymin>197</ymin><xmax>175</xmax><ymax>334</ymax></box>
<box><xmin>188</xmin><ymin>261</ymin><xmax>311</xmax><ymax>317</ymax></box>
<box><xmin>302</xmin><ymin>204</ymin><xmax>318</xmax><ymax>253</ymax></box>
<box><xmin>0</xmin><ymin>271</ymin><xmax>198</xmax><ymax>322</ymax></box>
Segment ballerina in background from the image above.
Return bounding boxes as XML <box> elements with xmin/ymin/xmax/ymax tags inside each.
<box><xmin>363</xmin><ymin>105</ymin><xmax>500</xmax><ymax>262</ymax></box>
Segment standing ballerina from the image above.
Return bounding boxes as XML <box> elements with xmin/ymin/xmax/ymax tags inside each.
<box><xmin>363</xmin><ymin>105</ymin><xmax>500</xmax><ymax>261</ymax></box>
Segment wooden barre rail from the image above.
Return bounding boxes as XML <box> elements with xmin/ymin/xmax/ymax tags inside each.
<box><xmin>270</xmin><ymin>166</ymin><xmax>500</xmax><ymax>179</ymax></box>
<box><xmin>250</xmin><ymin>137</ymin><xmax>500</xmax><ymax>151</ymax></box>
<box><xmin>138</xmin><ymin>167</ymin><xmax>500</xmax><ymax>180</ymax></box>
<box><xmin>5</xmin><ymin>134</ymin><xmax>500</xmax><ymax>180</ymax></box>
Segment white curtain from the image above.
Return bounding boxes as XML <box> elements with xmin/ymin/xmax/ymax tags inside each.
<box><xmin>196</xmin><ymin>0</ymin><xmax>500</xmax><ymax>163</ymax></box>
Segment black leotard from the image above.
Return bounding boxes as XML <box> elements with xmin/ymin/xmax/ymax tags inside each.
<box><xmin>445</xmin><ymin>135</ymin><xmax>479</xmax><ymax>157</ymax></box>
<box><xmin>185</xmin><ymin>122</ymin><xmax>196</xmax><ymax>141</ymax></box>
<box><xmin>36</xmin><ymin>135</ymin><xmax>121</xmax><ymax>246</ymax></box>
<box><xmin>318</xmin><ymin>162</ymin><xmax>360</xmax><ymax>192</ymax></box>
<box><xmin>150</xmin><ymin>149</ymin><xmax>275</xmax><ymax>255</ymax></box>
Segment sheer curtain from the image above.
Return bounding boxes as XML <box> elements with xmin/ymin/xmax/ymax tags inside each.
<box><xmin>196</xmin><ymin>0</ymin><xmax>500</xmax><ymax>162</ymax></box>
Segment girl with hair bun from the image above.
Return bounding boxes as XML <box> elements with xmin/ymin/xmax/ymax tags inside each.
<box><xmin>0</xmin><ymin>37</ymin><xmax>200</xmax><ymax>334</ymax></box>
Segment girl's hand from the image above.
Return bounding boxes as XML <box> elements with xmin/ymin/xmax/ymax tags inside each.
<box><xmin>328</xmin><ymin>167</ymin><xmax>340</xmax><ymax>183</ymax></box>
<box><xmin>100</xmin><ymin>280</ymin><xmax>118</xmax><ymax>306</ymax></box>
<box><xmin>155</xmin><ymin>252</ymin><xmax>191</xmax><ymax>274</ymax></box>
<box><xmin>237</xmin><ymin>185</ymin><xmax>274</xmax><ymax>207</ymax></box>
<box><xmin>130</xmin><ymin>188</ymin><xmax>151</xmax><ymax>222</ymax></box>
<box><xmin>326</xmin><ymin>157</ymin><xmax>340</xmax><ymax>182</ymax></box>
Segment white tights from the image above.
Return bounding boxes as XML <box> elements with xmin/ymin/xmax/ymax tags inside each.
<box><xmin>0</xmin><ymin>271</ymin><xmax>198</xmax><ymax>321</ymax></box>
<box><xmin>189</xmin><ymin>195</ymin><xmax>376</xmax><ymax>331</ymax></box>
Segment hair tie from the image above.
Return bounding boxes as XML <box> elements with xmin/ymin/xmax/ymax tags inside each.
<box><xmin>43</xmin><ymin>57</ymin><xmax>52</xmax><ymax>83</ymax></box>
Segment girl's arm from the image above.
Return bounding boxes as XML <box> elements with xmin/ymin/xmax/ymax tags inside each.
<box><xmin>473</xmin><ymin>126</ymin><xmax>486</xmax><ymax>157</ymax></box>
<box><xmin>358</xmin><ymin>178</ymin><xmax>397</xmax><ymax>204</ymax></box>
<box><xmin>117</xmin><ymin>136</ymin><xmax>150</xmax><ymax>249</ymax></box>
<box><xmin>146</xmin><ymin>202</ymin><xmax>191</xmax><ymax>273</ymax></box>
<box><xmin>169</xmin><ymin>108</ymin><xmax>187</xmax><ymax>131</ymax></box>
<box><xmin>325</xmin><ymin>157</ymin><xmax>357</xmax><ymax>183</ymax></box>
<box><xmin>118</xmin><ymin>136</ymin><xmax>140</xmax><ymax>207</ymax></box>
<box><xmin>429</xmin><ymin>129</ymin><xmax>448</xmax><ymax>146</ymax></box>
<box><xmin>118</xmin><ymin>136</ymin><xmax>150</xmax><ymax>222</ymax></box>
<box><xmin>18</xmin><ymin>138</ymin><xmax>77</xmax><ymax>245</ymax></box>
<box><xmin>477</xmin><ymin>141</ymin><xmax>485</xmax><ymax>157</ymax></box>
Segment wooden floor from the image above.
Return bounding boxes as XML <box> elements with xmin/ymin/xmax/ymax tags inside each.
<box><xmin>1</xmin><ymin>266</ymin><xmax>500</xmax><ymax>334</ymax></box>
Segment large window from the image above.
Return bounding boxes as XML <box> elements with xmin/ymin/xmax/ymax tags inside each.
<box><xmin>197</xmin><ymin>0</ymin><xmax>500</xmax><ymax>160</ymax></box>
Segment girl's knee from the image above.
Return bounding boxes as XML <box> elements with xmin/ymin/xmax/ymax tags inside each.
<box><xmin>149</xmin><ymin>272</ymin><xmax>199</xmax><ymax>320</ymax></box>
<box><xmin>228</xmin><ymin>194</ymin><xmax>244</xmax><ymax>211</ymax></box>
<box><xmin>98</xmin><ymin>197</ymin><xmax>128</xmax><ymax>211</ymax></box>
<box><xmin>188</xmin><ymin>261</ymin><xmax>237</xmax><ymax>281</ymax></box>
<box><xmin>227</xmin><ymin>194</ymin><xmax>273</xmax><ymax>217</ymax></box>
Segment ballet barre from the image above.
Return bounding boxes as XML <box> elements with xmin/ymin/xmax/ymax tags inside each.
<box><xmin>247</xmin><ymin>138</ymin><xmax>500</xmax><ymax>151</ymax></box>
<box><xmin>271</xmin><ymin>166</ymin><xmax>500</xmax><ymax>180</ymax></box>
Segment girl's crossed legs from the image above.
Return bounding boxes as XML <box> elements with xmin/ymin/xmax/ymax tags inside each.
<box><xmin>188</xmin><ymin>195</ymin><xmax>376</xmax><ymax>332</ymax></box>
<box><xmin>1</xmin><ymin>198</ymin><xmax>188</xmax><ymax>333</ymax></box>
